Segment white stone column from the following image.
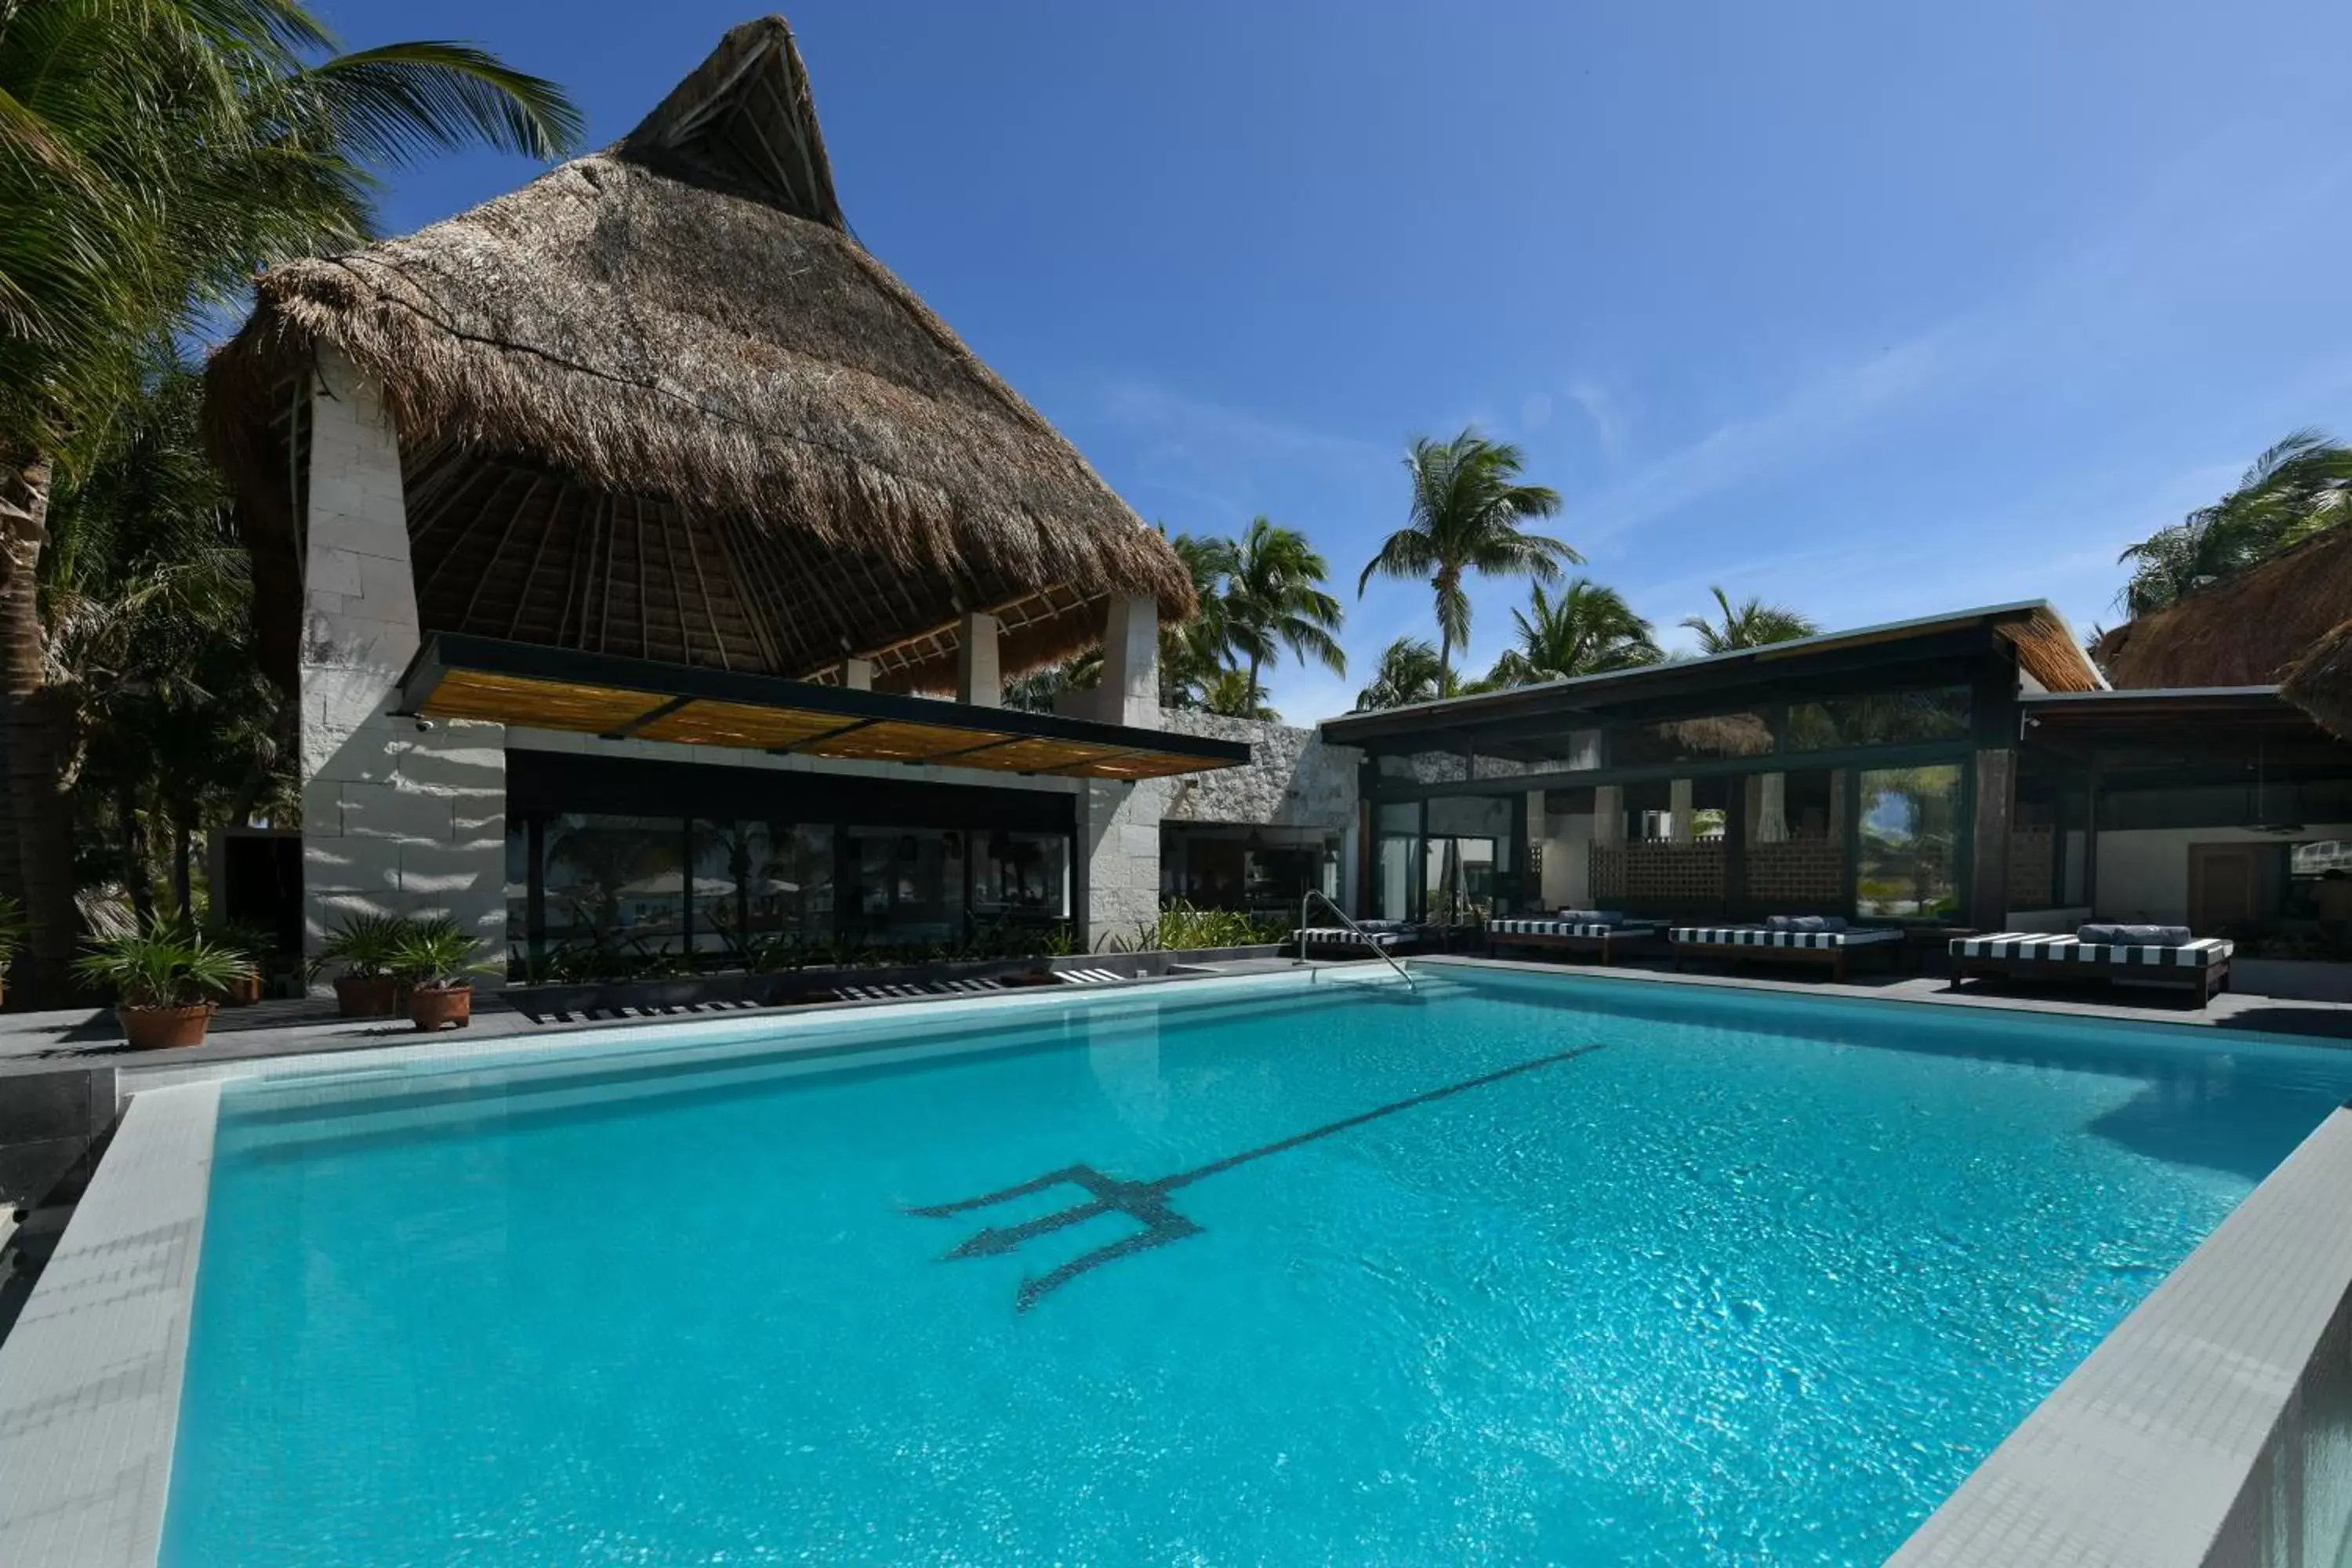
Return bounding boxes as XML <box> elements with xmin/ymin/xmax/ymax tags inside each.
<box><xmin>956</xmin><ymin>612</ymin><xmax>1001</xmax><ymax>707</ymax></box>
<box><xmin>1101</xmin><ymin>596</ymin><xmax>1160</xmax><ymax>728</ymax></box>
<box><xmin>1668</xmin><ymin>779</ymin><xmax>1694</xmax><ymax>844</ymax></box>
<box><xmin>299</xmin><ymin>346</ymin><xmax>505</xmax><ymax>978</ymax></box>
<box><xmin>1749</xmin><ymin>772</ymin><xmax>1789</xmax><ymax>844</ymax></box>
<box><xmin>1593</xmin><ymin>785</ymin><xmax>1625</xmax><ymax>848</ymax></box>
<box><xmin>1076</xmin><ymin>776</ymin><xmax>1167</xmax><ymax>948</ymax></box>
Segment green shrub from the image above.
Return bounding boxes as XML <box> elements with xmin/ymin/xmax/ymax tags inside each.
<box><xmin>387</xmin><ymin>918</ymin><xmax>495</xmax><ymax>989</ymax></box>
<box><xmin>310</xmin><ymin>911</ymin><xmax>412</xmax><ymax>980</ymax></box>
<box><xmin>0</xmin><ymin>893</ymin><xmax>26</xmax><ymax>971</ymax></box>
<box><xmin>74</xmin><ymin>917</ymin><xmax>256</xmax><ymax>1009</ymax></box>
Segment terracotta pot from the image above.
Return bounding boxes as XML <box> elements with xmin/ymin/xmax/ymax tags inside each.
<box><xmin>333</xmin><ymin>974</ymin><xmax>400</xmax><ymax>1018</ymax></box>
<box><xmin>118</xmin><ymin>1002</ymin><xmax>215</xmax><ymax>1050</ymax></box>
<box><xmin>408</xmin><ymin>982</ymin><xmax>473</xmax><ymax>1032</ymax></box>
<box><xmin>220</xmin><ymin>971</ymin><xmax>264</xmax><ymax>1007</ymax></box>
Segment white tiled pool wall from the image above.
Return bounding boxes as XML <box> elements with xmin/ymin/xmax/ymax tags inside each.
<box><xmin>6</xmin><ymin>968</ymin><xmax>2352</xmax><ymax>1566</ymax></box>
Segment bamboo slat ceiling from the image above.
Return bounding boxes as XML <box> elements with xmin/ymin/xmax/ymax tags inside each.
<box><xmin>398</xmin><ymin>634</ymin><xmax>1251</xmax><ymax>782</ymax></box>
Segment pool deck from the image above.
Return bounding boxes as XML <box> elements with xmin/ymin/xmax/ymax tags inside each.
<box><xmin>0</xmin><ymin>953</ymin><xmax>2342</xmax><ymax>1085</ymax></box>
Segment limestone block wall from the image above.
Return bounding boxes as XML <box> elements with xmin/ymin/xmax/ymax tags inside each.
<box><xmin>1156</xmin><ymin>712</ymin><xmax>1359</xmax><ymax>829</ymax></box>
<box><xmin>298</xmin><ymin>347</ymin><xmax>506</xmax><ymax>968</ymax></box>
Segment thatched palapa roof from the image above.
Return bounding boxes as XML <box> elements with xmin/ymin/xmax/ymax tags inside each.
<box><xmin>2092</xmin><ymin>524</ymin><xmax>2352</xmax><ymax>693</ymax></box>
<box><xmin>207</xmin><ymin>16</ymin><xmax>1193</xmax><ymax>695</ymax></box>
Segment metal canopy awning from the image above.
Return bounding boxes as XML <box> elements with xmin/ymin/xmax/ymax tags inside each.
<box><xmin>396</xmin><ymin>634</ymin><xmax>1252</xmax><ymax>781</ymax></box>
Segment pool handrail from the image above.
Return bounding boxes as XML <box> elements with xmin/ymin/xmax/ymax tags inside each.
<box><xmin>1299</xmin><ymin>888</ymin><xmax>1415</xmax><ymax>991</ymax></box>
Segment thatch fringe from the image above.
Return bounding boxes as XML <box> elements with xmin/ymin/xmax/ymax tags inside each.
<box><xmin>2091</xmin><ymin>524</ymin><xmax>2352</xmax><ymax>688</ymax></box>
<box><xmin>2283</xmin><ymin>619</ymin><xmax>2352</xmax><ymax>738</ymax></box>
<box><xmin>205</xmin><ymin>17</ymin><xmax>1192</xmax><ymax>691</ymax></box>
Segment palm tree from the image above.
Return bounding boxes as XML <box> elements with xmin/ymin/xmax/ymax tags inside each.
<box><xmin>1483</xmin><ymin>579</ymin><xmax>1662</xmax><ymax>688</ymax></box>
<box><xmin>1680</xmin><ymin>586</ymin><xmax>1819</xmax><ymax>654</ymax></box>
<box><xmin>1359</xmin><ymin>429</ymin><xmax>1577</xmax><ymax>691</ymax></box>
<box><xmin>1198</xmin><ymin>668</ymin><xmax>1276</xmax><ymax>720</ymax></box>
<box><xmin>1160</xmin><ymin>531</ymin><xmax>1240</xmax><ymax>709</ymax></box>
<box><xmin>2118</xmin><ymin>430</ymin><xmax>2352</xmax><ymax>615</ymax></box>
<box><xmin>1224</xmin><ymin>517</ymin><xmax>1345</xmax><ymax>704</ymax></box>
<box><xmin>0</xmin><ymin>0</ymin><xmax>579</xmax><ymax>996</ymax></box>
<box><xmin>1353</xmin><ymin>637</ymin><xmax>1456</xmax><ymax>710</ymax></box>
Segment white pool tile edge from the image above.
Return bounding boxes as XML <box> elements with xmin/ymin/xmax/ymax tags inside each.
<box><xmin>125</xmin><ymin>964</ymin><xmax>1380</xmax><ymax>1096</ymax></box>
<box><xmin>0</xmin><ymin>1081</ymin><xmax>220</xmax><ymax>1568</ymax></box>
<box><xmin>1889</xmin><ymin>1103</ymin><xmax>2352</xmax><ymax>1568</ymax></box>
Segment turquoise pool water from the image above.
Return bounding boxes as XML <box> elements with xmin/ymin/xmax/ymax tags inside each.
<box><xmin>164</xmin><ymin>970</ymin><xmax>2352</xmax><ymax>1566</ymax></box>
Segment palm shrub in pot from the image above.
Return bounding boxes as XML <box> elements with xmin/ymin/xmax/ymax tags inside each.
<box><xmin>203</xmin><ymin>920</ymin><xmax>279</xmax><ymax>1005</ymax></box>
<box><xmin>313</xmin><ymin>913</ymin><xmax>411</xmax><ymax>1017</ymax></box>
<box><xmin>0</xmin><ymin>893</ymin><xmax>25</xmax><ymax>1008</ymax></box>
<box><xmin>390</xmin><ymin>918</ymin><xmax>494</xmax><ymax>1032</ymax></box>
<box><xmin>73</xmin><ymin>918</ymin><xmax>256</xmax><ymax>1049</ymax></box>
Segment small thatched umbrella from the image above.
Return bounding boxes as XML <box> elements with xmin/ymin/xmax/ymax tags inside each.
<box><xmin>207</xmin><ymin>16</ymin><xmax>1195</xmax><ymax>695</ymax></box>
<box><xmin>2092</xmin><ymin>524</ymin><xmax>2352</xmax><ymax>688</ymax></box>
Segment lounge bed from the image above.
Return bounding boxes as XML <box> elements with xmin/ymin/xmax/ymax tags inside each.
<box><xmin>1948</xmin><ymin>927</ymin><xmax>2233</xmax><ymax>1006</ymax></box>
<box><xmin>1668</xmin><ymin>917</ymin><xmax>1903</xmax><ymax>982</ymax></box>
<box><xmin>1486</xmin><ymin>913</ymin><xmax>1664</xmax><ymax>964</ymax></box>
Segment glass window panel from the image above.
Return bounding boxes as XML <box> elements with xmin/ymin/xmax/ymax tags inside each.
<box><xmin>1855</xmin><ymin>765</ymin><xmax>1964</xmax><ymax>920</ymax></box>
<box><xmin>1376</xmin><ymin>801</ymin><xmax>1421</xmax><ymax>835</ymax></box>
<box><xmin>846</xmin><ymin>826</ymin><xmax>968</xmax><ymax>946</ymax></box>
<box><xmin>1375</xmin><ymin>837</ymin><xmax>1416</xmax><ymax>921</ymax></box>
<box><xmin>1427</xmin><ymin>795</ymin><xmax>1512</xmax><ymax>837</ymax></box>
<box><xmin>739</xmin><ymin>822</ymin><xmax>833</xmax><ymax>941</ymax></box>
<box><xmin>1474</xmin><ymin>728</ymin><xmax>1602</xmax><ymax>775</ymax></box>
<box><xmin>505</xmin><ymin>819</ymin><xmax>530</xmax><ymax>964</ymax></box>
<box><xmin>1424</xmin><ymin>837</ymin><xmax>1497</xmax><ymax>924</ymax></box>
<box><xmin>972</xmin><ymin>830</ymin><xmax>1069</xmax><ymax>925</ymax></box>
<box><xmin>543</xmin><ymin>815</ymin><xmax>686</xmax><ymax>963</ymax></box>
<box><xmin>1787</xmin><ymin>687</ymin><xmax>1971</xmax><ymax>752</ymax></box>
<box><xmin>1377</xmin><ymin>750</ymin><xmax>1468</xmax><ymax>783</ymax></box>
<box><xmin>1610</xmin><ymin>712</ymin><xmax>1776</xmax><ymax>768</ymax></box>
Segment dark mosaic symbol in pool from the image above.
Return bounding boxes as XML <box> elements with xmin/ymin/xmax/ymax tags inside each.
<box><xmin>909</xmin><ymin>1042</ymin><xmax>1607</xmax><ymax>1312</ymax></box>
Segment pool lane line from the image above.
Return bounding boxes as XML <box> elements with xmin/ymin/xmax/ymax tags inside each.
<box><xmin>909</xmin><ymin>1041</ymin><xmax>1608</xmax><ymax>1312</ymax></box>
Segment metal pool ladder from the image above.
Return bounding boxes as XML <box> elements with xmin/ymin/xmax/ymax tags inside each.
<box><xmin>1299</xmin><ymin>887</ymin><xmax>1416</xmax><ymax>991</ymax></box>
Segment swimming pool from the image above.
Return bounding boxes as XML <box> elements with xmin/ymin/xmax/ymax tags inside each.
<box><xmin>119</xmin><ymin>970</ymin><xmax>2352</xmax><ymax>1562</ymax></box>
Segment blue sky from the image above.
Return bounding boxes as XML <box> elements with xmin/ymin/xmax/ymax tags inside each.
<box><xmin>316</xmin><ymin>0</ymin><xmax>2352</xmax><ymax>722</ymax></box>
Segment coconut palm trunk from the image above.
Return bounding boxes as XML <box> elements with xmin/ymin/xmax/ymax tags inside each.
<box><xmin>0</xmin><ymin>452</ymin><xmax>78</xmax><ymax>995</ymax></box>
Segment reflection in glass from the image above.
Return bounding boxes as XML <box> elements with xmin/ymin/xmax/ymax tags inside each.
<box><xmin>1610</xmin><ymin>713</ymin><xmax>1776</xmax><ymax>768</ymax></box>
<box><xmin>1855</xmin><ymin>765</ymin><xmax>1963</xmax><ymax>920</ymax></box>
<box><xmin>1788</xmin><ymin>688</ymin><xmax>1970</xmax><ymax>752</ymax></box>
<box><xmin>973</xmin><ymin>831</ymin><xmax>1069</xmax><ymax>925</ymax></box>
<box><xmin>543</xmin><ymin>815</ymin><xmax>686</xmax><ymax>957</ymax></box>
<box><xmin>848</xmin><ymin>826</ymin><xmax>967</xmax><ymax>944</ymax></box>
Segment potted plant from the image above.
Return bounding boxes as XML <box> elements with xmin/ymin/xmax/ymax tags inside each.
<box><xmin>390</xmin><ymin>918</ymin><xmax>494</xmax><ymax>1032</ymax></box>
<box><xmin>313</xmin><ymin>912</ymin><xmax>411</xmax><ymax>1017</ymax></box>
<box><xmin>0</xmin><ymin>893</ymin><xmax>24</xmax><ymax>1008</ymax></box>
<box><xmin>203</xmin><ymin>920</ymin><xmax>278</xmax><ymax>1005</ymax></box>
<box><xmin>72</xmin><ymin>918</ymin><xmax>256</xmax><ymax>1049</ymax></box>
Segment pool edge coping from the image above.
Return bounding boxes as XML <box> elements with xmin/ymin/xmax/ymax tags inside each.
<box><xmin>0</xmin><ymin>1080</ymin><xmax>220</xmax><ymax>1568</ymax></box>
<box><xmin>1888</xmin><ymin>1102</ymin><xmax>2352</xmax><ymax>1568</ymax></box>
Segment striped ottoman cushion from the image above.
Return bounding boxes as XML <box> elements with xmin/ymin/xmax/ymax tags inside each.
<box><xmin>1671</xmin><ymin>926</ymin><xmax>1902</xmax><ymax>949</ymax></box>
<box><xmin>1487</xmin><ymin>918</ymin><xmax>1657</xmax><ymax>938</ymax></box>
<box><xmin>1301</xmin><ymin>927</ymin><xmax>1403</xmax><ymax>948</ymax></box>
<box><xmin>1952</xmin><ymin>932</ymin><xmax>2231</xmax><ymax>967</ymax></box>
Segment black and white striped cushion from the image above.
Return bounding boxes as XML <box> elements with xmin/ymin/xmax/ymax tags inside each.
<box><xmin>1670</xmin><ymin>925</ymin><xmax>1902</xmax><ymax>949</ymax></box>
<box><xmin>1487</xmin><ymin>918</ymin><xmax>1657</xmax><ymax>938</ymax></box>
<box><xmin>1951</xmin><ymin>932</ymin><xmax>2231</xmax><ymax>967</ymax></box>
<box><xmin>1301</xmin><ymin>926</ymin><xmax>1403</xmax><ymax>948</ymax></box>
